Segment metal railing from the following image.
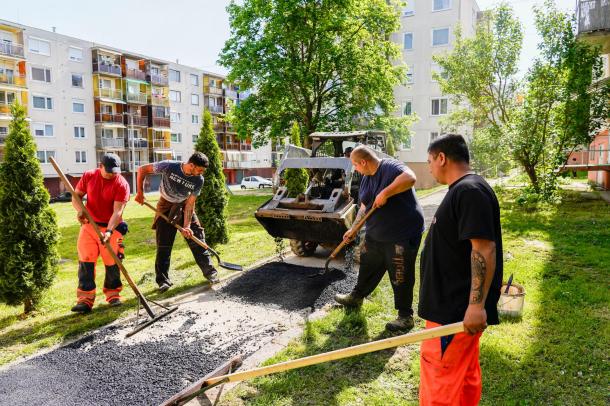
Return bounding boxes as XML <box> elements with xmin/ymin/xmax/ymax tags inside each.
<box><xmin>0</xmin><ymin>42</ymin><xmax>24</xmax><ymax>58</ymax></box>
<box><xmin>152</xmin><ymin>117</ymin><xmax>170</xmax><ymax>128</ymax></box>
<box><xmin>152</xmin><ymin>139</ymin><xmax>171</xmax><ymax>149</ymax></box>
<box><xmin>121</xmin><ymin>160</ymin><xmax>149</xmax><ymax>171</ymax></box>
<box><xmin>96</xmin><ymin>136</ymin><xmax>125</xmax><ymax>149</ymax></box>
<box><xmin>240</xmin><ymin>143</ymin><xmax>252</xmax><ymax>151</ymax></box>
<box><xmin>93</xmin><ymin>62</ymin><xmax>122</xmax><ymax>76</ymax></box>
<box><xmin>151</xmin><ymin>94</ymin><xmax>169</xmax><ymax>106</ymax></box>
<box><xmin>208</xmin><ymin>105</ymin><xmax>224</xmax><ymax>113</ymax></box>
<box><xmin>126</xmin><ymin>138</ymin><xmax>148</xmax><ymax>148</ymax></box>
<box><xmin>125</xmin><ymin>114</ymin><xmax>149</xmax><ymax>127</ymax></box>
<box><xmin>0</xmin><ymin>72</ymin><xmax>26</xmax><ymax>87</ymax></box>
<box><xmin>126</xmin><ymin>92</ymin><xmax>148</xmax><ymax>104</ymax></box>
<box><xmin>150</xmin><ymin>74</ymin><xmax>168</xmax><ymax>86</ymax></box>
<box><xmin>204</xmin><ymin>86</ymin><xmax>223</xmax><ymax>95</ymax></box>
<box><xmin>126</xmin><ymin>68</ymin><xmax>147</xmax><ymax>81</ymax></box>
<box><xmin>95</xmin><ymin>113</ymin><xmax>124</xmax><ymax>124</ymax></box>
<box><xmin>0</xmin><ymin>102</ymin><xmax>12</xmax><ymax>115</ymax></box>
<box><xmin>97</xmin><ymin>87</ymin><xmax>123</xmax><ymax>100</ymax></box>
<box><xmin>577</xmin><ymin>0</ymin><xmax>610</xmax><ymax>34</ymax></box>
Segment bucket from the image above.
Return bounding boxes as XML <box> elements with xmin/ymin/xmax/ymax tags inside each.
<box><xmin>498</xmin><ymin>282</ymin><xmax>525</xmax><ymax>318</ymax></box>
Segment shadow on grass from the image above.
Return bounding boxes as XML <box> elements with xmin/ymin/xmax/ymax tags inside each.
<box><xmin>479</xmin><ymin>191</ymin><xmax>609</xmax><ymax>404</ymax></box>
<box><xmin>242</xmin><ymin>307</ymin><xmax>396</xmax><ymax>405</ymax></box>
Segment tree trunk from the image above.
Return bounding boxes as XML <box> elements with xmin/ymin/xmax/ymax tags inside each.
<box><xmin>524</xmin><ymin>165</ymin><xmax>539</xmax><ymax>192</ymax></box>
<box><xmin>23</xmin><ymin>296</ymin><xmax>35</xmax><ymax>314</ymax></box>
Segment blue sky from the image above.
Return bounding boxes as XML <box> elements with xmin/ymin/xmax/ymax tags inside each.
<box><xmin>2</xmin><ymin>0</ymin><xmax>577</xmax><ymax>76</ymax></box>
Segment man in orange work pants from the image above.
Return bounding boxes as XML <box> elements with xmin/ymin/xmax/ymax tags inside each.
<box><xmin>71</xmin><ymin>153</ymin><xmax>130</xmax><ymax>314</ymax></box>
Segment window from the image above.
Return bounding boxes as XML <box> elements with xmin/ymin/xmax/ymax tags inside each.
<box><xmin>171</xmin><ymin>133</ymin><xmax>182</xmax><ymax>143</ymax></box>
<box><xmin>71</xmin><ymin>73</ymin><xmax>83</xmax><ymax>88</ymax></box>
<box><xmin>191</xmin><ymin>94</ymin><xmax>199</xmax><ymax>105</ymax></box>
<box><xmin>403</xmin><ymin>1</ymin><xmax>415</xmax><ymax>16</ymax></box>
<box><xmin>28</xmin><ymin>37</ymin><xmax>50</xmax><ymax>56</ymax></box>
<box><xmin>169</xmin><ymin>69</ymin><xmax>181</xmax><ymax>82</ymax></box>
<box><xmin>68</xmin><ymin>46</ymin><xmax>83</xmax><ymax>62</ymax></box>
<box><xmin>192</xmin><ymin>134</ymin><xmax>198</xmax><ymax>143</ymax></box>
<box><xmin>33</xmin><ymin>96</ymin><xmax>53</xmax><ymax>110</ymax></box>
<box><xmin>102</xmin><ymin>128</ymin><xmax>114</xmax><ymax>138</ymax></box>
<box><xmin>403</xmin><ymin>100</ymin><xmax>412</xmax><ymax>116</ymax></box>
<box><xmin>31</xmin><ymin>67</ymin><xmax>51</xmax><ymax>83</ymax></box>
<box><xmin>431</xmin><ymin>63</ymin><xmax>448</xmax><ymax>82</ymax></box>
<box><xmin>72</xmin><ymin>100</ymin><xmax>85</xmax><ymax>113</ymax></box>
<box><xmin>99</xmin><ymin>78</ymin><xmax>112</xmax><ymax>89</ymax></box>
<box><xmin>74</xmin><ymin>126</ymin><xmax>86</xmax><ymax>138</ymax></box>
<box><xmin>403</xmin><ymin>33</ymin><xmax>413</xmax><ymax>50</ymax></box>
<box><xmin>36</xmin><ymin>150</ymin><xmax>55</xmax><ymax>164</ymax></box>
<box><xmin>33</xmin><ymin>123</ymin><xmax>54</xmax><ymax>137</ymax></box>
<box><xmin>190</xmin><ymin>74</ymin><xmax>199</xmax><ymax>86</ymax></box>
<box><xmin>0</xmin><ymin>127</ymin><xmax>7</xmax><ymax>136</ymax></box>
<box><xmin>402</xmin><ymin>137</ymin><xmax>412</xmax><ymax>150</ymax></box>
<box><xmin>431</xmin><ymin>98</ymin><xmax>448</xmax><ymax>116</ymax></box>
<box><xmin>175</xmin><ymin>153</ymin><xmax>183</xmax><ymax>161</ymax></box>
<box><xmin>407</xmin><ymin>67</ymin><xmax>414</xmax><ymax>84</ymax></box>
<box><xmin>192</xmin><ymin>114</ymin><xmax>199</xmax><ymax>124</ymax></box>
<box><xmin>169</xmin><ymin>90</ymin><xmax>181</xmax><ymax>102</ymax></box>
<box><xmin>433</xmin><ymin>0</ymin><xmax>451</xmax><ymax>11</ymax></box>
<box><xmin>75</xmin><ymin>151</ymin><xmax>87</xmax><ymax>163</ymax></box>
<box><xmin>170</xmin><ymin>112</ymin><xmax>181</xmax><ymax>123</ymax></box>
<box><xmin>432</xmin><ymin>28</ymin><xmax>450</xmax><ymax>46</ymax></box>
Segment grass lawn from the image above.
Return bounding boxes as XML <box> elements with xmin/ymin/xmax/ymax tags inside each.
<box><xmin>219</xmin><ymin>189</ymin><xmax>610</xmax><ymax>405</ymax></box>
<box><xmin>0</xmin><ymin>192</ymin><xmax>276</xmax><ymax>366</ymax></box>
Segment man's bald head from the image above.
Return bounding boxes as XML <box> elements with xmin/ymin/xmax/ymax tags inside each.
<box><xmin>351</xmin><ymin>145</ymin><xmax>377</xmax><ymax>162</ymax></box>
<box><xmin>350</xmin><ymin>145</ymin><xmax>380</xmax><ymax>176</ymax></box>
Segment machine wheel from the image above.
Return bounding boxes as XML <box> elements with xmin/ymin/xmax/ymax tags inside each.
<box><xmin>290</xmin><ymin>240</ymin><xmax>318</xmax><ymax>257</ymax></box>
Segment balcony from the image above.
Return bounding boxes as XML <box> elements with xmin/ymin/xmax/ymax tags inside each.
<box><xmin>208</xmin><ymin>105</ymin><xmax>224</xmax><ymax>114</ymax></box>
<box><xmin>95</xmin><ymin>113</ymin><xmax>124</xmax><ymax>124</ymax></box>
<box><xmin>121</xmin><ymin>160</ymin><xmax>149</xmax><ymax>171</ymax></box>
<box><xmin>577</xmin><ymin>0</ymin><xmax>610</xmax><ymax>35</ymax></box>
<box><xmin>225</xmin><ymin>89</ymin><xmax>238</xmax><ymax>99</ymax></box>
<box><xmin>0</xmin><ymin>42</ymin><xmax>24</xmax><ymax>59</ymax></box>
<box><xmin>124</xmin><ymin>114</ymin><xmax>149</xmax><ymax>127</ymax></box>
<box><xmin>96</xmin><ymin>87</ymin><xmax>123</xmax><ymax>100</ymax></box>
<box><xmin>0</xmin><ymin>102</ymin><xmax>11</xmax><ymax>115</ymax></box>
<box><xmin>152</xmin><ymin>139</ymin><xmax>171</xmax><ymax>149</ymax></box>
<box><xmin>151</xmin><ymin>94</ymin><xmax>169</xmax><ymax>106</ymax></box>
<box><xmin>213</xmin><ymin>122</ymin><xmax>224</xmax><ymax>131</ymax></box>
<box><xmin>125</xmin><ymin>68</ymin><xmax>147</xmax><ymax>81</ymax></box>
<box><xmin>96</xmin><ymin>136</ymin><xmax>125</xmax><ymax>149</ymax></box>
<box><xmin>240</xmin><ymin>143</ymin><xmax>252</xmax><ymax>151</ymax></box>
<box><xmin>126</xmin><ymin>92</ymin><xmax>148</xmax><ymax>104</ymax></box>
<box><xmin>204</xmin><ymin>86</ymin><xmax>223</xmax><ymax>96</ymax></box>
<box><xmin>126</xmin><ymin>137</ymin><xmax>149</xmax><ymax>148</ymax></box>
<box><xmin>0</xmin><ymin>72</ymin><xmax>26</xmax><ymax>88</ymax></box>
<box><xmin>224</xmin><ymin>142</ymin><xmax>240</xmax><ymax>150</ymax></box>
<box><xmin>150</xmin><ymin>74</ymin><xmax>168</xmax><ymax>86</ymax></box>
<box><xmin>152</xmin><ymin>117</ymin><xmax>170</xmax><ymax>128</ymax></box>
<box><xmin>93</xmin><ymin>61</ymin><xmax>122</xmax><ymax>77</ymax></box>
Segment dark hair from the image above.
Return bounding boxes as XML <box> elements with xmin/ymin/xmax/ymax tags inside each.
<box><xmin>427</xmin><ymin>134</ymin><xmax>470</xmax><ymax>164</ymax></box>
<box><xmin>188</xmin><ymin>152</ymin><xmax>209</xmax><ymax>168</ymax></box>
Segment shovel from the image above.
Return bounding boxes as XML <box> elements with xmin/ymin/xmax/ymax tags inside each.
<box><xmin>142</xmin><ymin>201</ymin><xmax>243</xmax><ymax>272</ymax></box>
<box><xmin>320</xmin><ymin>205</ymin><xmax>378</xmax><ymax>275</ymax></box>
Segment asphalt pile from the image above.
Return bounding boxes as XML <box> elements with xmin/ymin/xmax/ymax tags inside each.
<box><xmin>0</xmin><ymin>261</ymin><xmax>357</xmax><ymax>405</ymax></box>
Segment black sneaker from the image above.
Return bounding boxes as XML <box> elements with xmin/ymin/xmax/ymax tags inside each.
<box><xmin>158</xmin><ymin>283</ymin><xmax>171</xmax><ymax>293</ymax></box>
<box><xmin>108</xmin><ymin>298</ymin><xmax>122</xmax><ymax>307</ymax></box>
<box><xmin>334</xmin><ymin>292</ymin><xmax>363</xmax><ymax>307</ymax></box>
<box><xmin>385</xmin><ymin>315</ymin><xmax>415</xmax><ymax>332</ymax></box>
<box><xmin>204</xmin><ymin>270</ymin><xmax>220</xmax><ymax>284</ymax></box>
<box><xmin>71</xmin><ymin>302</ymin><xmax>92</xmax><ymax>314</ymax></box>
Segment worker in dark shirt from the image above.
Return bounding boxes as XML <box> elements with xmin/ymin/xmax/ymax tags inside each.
<box><xmin>418</xmin><ymin>134</ymin><xmax>503</xmax><ymax>405</ymax></box>
<box><xmin>335</xmin><ymin>145</ymin><xmax>424</xmax><ymax>332</ymax></box>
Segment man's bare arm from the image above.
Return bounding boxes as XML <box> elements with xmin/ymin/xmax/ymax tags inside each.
<box><xmin>463</xmin><ymin>239</ymin><xmax>496</xmax><ymax>334</ymax></box>
<box><xmin>135</xmin><ymin>164</ymin><xmax>155</xmax><ymax>204</ymax></box>
<box><xmin>373</xmin><ymin>168</ymin><xmax>417</xmax><ymax>208</ymax></box>
<box><xmin>72</xmin><ymin>189</ymin><xmax>88</xmax><ymax>224</ymax></box>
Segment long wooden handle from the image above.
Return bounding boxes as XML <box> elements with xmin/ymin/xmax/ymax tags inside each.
<box><xmin>204</xmin><ymin>322</ymin><xmax>464</xmax><ymax>387</ymax></box>
<box><xmin>329</xmin><ymin>205</ymin><xmax>377</xmax><ymax>259</ymax></box>
<box><xmin>50</xmin><ymin>157</ymin><xmax>154</xmax><ymax>317</ymax></box>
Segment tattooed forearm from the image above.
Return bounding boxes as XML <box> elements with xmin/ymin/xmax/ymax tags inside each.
<box><xmin>470</xmin><ymin>250</ymin><xmax>487</xmax><ymax>304</ymax></box>
<box><xmin>354</xmin><ymin>205</ymin><xmax>366</xmax><ymax>224</ymax></box>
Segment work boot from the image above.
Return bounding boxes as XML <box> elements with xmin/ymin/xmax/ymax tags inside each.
<box><xmin>204</xmin><ymin>269</ymin><xmax>220</xmax><ymax>284</ymax></box>
<box><xmin>71</xmin><ymin>302</ymin><xmax>92</xmax><ymax>314</ymax></box>
<box><xmin>334</xmin><ymin>292</ymin><xmax>363</xmax><ymax>308</ymax></box>
<box><xmin>158</xmin><ymin>282</ymin><xmax>171</xmax><ymax>293</ymax></box>
<box><xmin>385</xmin><ymin>315</ymin><xmax>415</xmax><ymax>333</ymax></box>
<box><xmin>108</xmin><ymin>298</ymin><xmax>122</xmax><ymax>307</ymax></box>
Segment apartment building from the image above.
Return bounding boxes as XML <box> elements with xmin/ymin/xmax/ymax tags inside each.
<box><xmin>393</xmin><ymin>0</ymin><xmax>480</xmax><ymax>188</ymax></box>
<box><xmin>0</xmin><ymin>19</ymin><xmax>273</xmax><ymax>196</ymax></box>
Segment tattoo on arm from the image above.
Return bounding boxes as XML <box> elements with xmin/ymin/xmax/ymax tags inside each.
<box><xmin>470</xmin><ymin>250</ymin><xmax>487</xmax><ymax>304</ymax></box>
<box><xmin>354</xmin><ymin>205</ymin><xmax>366</xmax><ymax>224</ymax></box>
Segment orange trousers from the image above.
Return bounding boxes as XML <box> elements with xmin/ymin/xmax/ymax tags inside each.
<box><xmin>76</xmin><ymin>223</ymin><xmax>123</xmax><ymax>307</ymax></box>
<box><xmin>419</xmin><ymin>320</ymin><xmax>482</xmax><ymax>406</ymax></box>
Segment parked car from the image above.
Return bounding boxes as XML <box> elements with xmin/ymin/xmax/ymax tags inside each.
<box><xmin>50</xmin><ymin>191</ymin><xmax>72</xmax><ymax>203</ymax></box>
<box><xmin>241</xmin><ymin>176</ymin><xmax>273</xmax><ymax>189</ymax></box>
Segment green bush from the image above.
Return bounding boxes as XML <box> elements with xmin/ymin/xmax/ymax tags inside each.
<box><xmin>0</xmin><ymin>102</ymin><xmax>59</xmax><ymax>313</ymax></box>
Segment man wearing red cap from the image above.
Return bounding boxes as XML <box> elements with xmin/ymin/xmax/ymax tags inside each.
<box><xmin>70</xmin><ymin>153</ymin><xmax>130</xmax><ymax>314</ymax></box>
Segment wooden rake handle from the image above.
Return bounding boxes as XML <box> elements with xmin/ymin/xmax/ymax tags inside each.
<box><xmin>203</xmin><ymin>322</ymin><xmax>465</xmax><ymax>388</ymax></box>
<box><xmin>329</xmin><ymin>205</ymin><xmax>377</xmax><ymax>260</ymax></box>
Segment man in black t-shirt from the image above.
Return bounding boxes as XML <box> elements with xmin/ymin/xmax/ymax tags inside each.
<box><xmin>334</xmin><ymin>145</ymin><xmax>424</xmax><ymax>332</ymax></box>
<box><xmin>418</xmin><ymin>134</ymin><xmax>503</xmax><ymax>406</ymax></box>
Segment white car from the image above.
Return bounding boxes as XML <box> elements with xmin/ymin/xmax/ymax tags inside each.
<box><xmin>241</xmin><ymin>176</ymin><xmax>273</xmax><ymax>189</ymax></box>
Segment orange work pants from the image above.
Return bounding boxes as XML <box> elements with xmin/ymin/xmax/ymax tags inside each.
<box><xmin>76</xmin><ymin>223</ymin><xmax>123</xmax><ymax>307</ymax></box>
<box><xmin>419</xmin><ymin>320</ymin><xmax>483</xmax><ymax>406</ymax></box>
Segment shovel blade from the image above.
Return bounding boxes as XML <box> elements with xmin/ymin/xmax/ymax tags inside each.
<box><xmin>219</xmin><ymin>261</ymin><xmax>244</xmax><ymax>271</ymax></box>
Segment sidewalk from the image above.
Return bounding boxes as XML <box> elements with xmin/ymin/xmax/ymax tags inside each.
<box><xmin>600</xmin><ymin>190</ymin><xmax>610</xmax><ymax>204</ymax></box>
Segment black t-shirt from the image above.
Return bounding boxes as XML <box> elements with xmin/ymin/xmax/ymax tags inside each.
<box><xmin>418</xmin><ymin>174</ymin><xmax>503</xmax><ymax>325</ymax></box>
<box><xmin>359</xmin><ymin>159</ymin><xmax>424</xmax><ymax>242</ymax></box>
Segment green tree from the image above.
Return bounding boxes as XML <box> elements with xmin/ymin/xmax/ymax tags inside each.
<box><xmin>220</xmin><ymin>0</ymin><xmax>407</xmax><ymax>148</ymax></box>
<box><xmin>0</xmin><ymin>102</ymin><xmax>59</xmax><ymax>314</ymax></box>
<box><xmin>284</xmin><ymin>122</ymin><xmax>309</xmax><ymax>197</ymax></box>
<box><xmin>194</xmin><ymin>110</ymin><xmax>229</xmax><ymax>246</ymax></box>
